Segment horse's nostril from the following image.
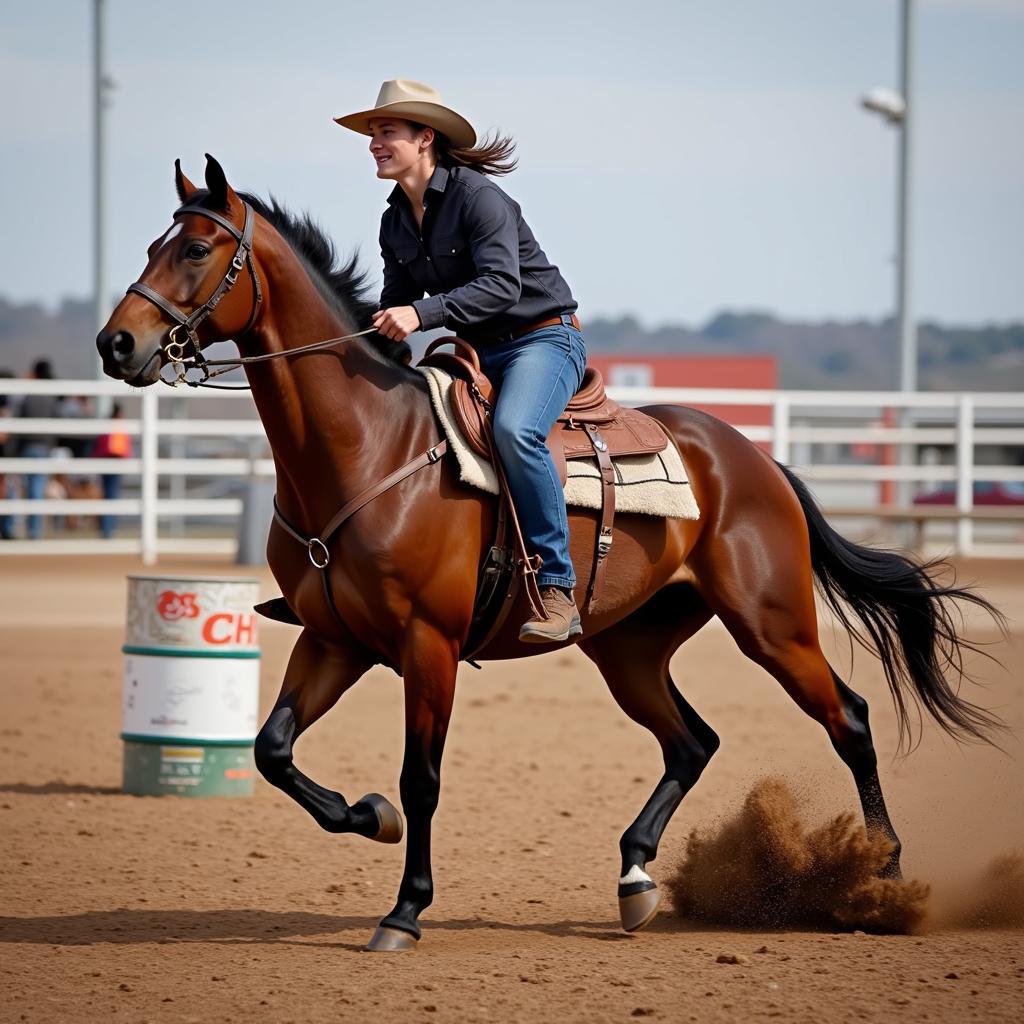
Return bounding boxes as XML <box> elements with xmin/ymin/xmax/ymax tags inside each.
<box><xmin>111</xmin><ymin>331</ymin><xmax>135</xmax><ymax>358</ymax></box>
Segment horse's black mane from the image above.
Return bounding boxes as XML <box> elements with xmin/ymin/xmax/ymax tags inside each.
<box><xmin>187</xmin><ymin>188</ymin><xmax>408</xmax><ymax>364</ymax></box>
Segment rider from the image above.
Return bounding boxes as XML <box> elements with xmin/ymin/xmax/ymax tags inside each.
<box><xmin>335</xmin><ymin>79</ymin><xmax>587</xmax><ymax>644</ymax></box>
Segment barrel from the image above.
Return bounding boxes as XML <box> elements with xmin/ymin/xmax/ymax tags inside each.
<box><xmin>122</xmin><ymin>575</ymin><xmax>261</xmax><ymax>797</ymax></box>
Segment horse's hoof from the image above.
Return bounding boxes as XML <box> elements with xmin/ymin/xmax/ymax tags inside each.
<box><xmin>366</xmin><ymin>925</ymin><xmax>419</xmax><ymax>952</ymax></box>
<box><xmin>619</xmin><ymin>883</ymin><xmax>661</xmax><ymax>933</ymax></box>
<box><xmin>359</xmin><ymin>792</ymin><xmax>404</xmax><ymax>844</ymax></box>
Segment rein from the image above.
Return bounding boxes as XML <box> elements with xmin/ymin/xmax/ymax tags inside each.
<box><xmin>125</xmin><ymin>199</ymin><xmax>378</xmax><ymax>390</ymax></box>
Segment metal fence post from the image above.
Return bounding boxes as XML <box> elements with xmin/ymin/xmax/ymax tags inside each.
<box><xmin>140</xmin><ymin>388</ymin><xmax>159</xmax><ymax>564</ymax></box>
<box><xmin>772</xmin><ymin>395</ymin><xmax>790</xmax><ymax>464</ymax></box>
<box><xmin>955</xmin><ymin>395</ymin><xmax>974</xmax><ymax>556</ymax></box>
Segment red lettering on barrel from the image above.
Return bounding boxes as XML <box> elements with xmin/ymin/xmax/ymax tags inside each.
<box><xmin>199</xmin><ymin>612</ymin><xmax>258</xmax><ymax>646</ymax></box>
<box><xmin>235</xmin><ymin>614</ymin><xmax>256</xmax><ymax>646</ymax></box>
<box><xmin>201</xmin><ymin>613</ymin><xmax>234</xmax><ymax>645</ymax></box>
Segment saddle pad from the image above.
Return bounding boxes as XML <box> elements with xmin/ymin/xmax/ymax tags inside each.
<box><xmin>419</xmin><ymin>367</ymin><xmax>700</xmax><ymax>520</ymax></box>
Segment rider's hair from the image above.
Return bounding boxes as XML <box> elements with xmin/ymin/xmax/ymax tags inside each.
<box><xmin>409</xmin><ymin>121</ymin><xmax>518</xmax><ymax>177</ymax></box>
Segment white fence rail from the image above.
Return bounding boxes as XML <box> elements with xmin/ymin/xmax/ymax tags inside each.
<box><xmin>2</xmin><ymin>379</ymin><xmax>1023</xmax><ymax>562</ymax></box>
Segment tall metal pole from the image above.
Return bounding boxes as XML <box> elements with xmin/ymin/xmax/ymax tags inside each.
<box><xmin>93</xmin><ymin>0</ymin><xmax>109</xmax><ymax>379</ymax></box>
<box><xmin>894</xmin><ymin>0</ymin><xmax>916</xmax><ymax>523</ymax></box>
<box><xmin>897</xmin><ymin>0</ymin><xmax>915</xmax><ymax>394</ymax></box>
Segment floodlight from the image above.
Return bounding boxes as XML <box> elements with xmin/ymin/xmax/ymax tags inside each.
<box><xmin>860</xmin><ymin>87</ymin><xmax>906</xmax><ymax>125</ymax></box>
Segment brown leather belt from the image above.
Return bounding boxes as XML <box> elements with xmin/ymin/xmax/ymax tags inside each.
<box><xmin>509</xmin><ymin>312</ymin><xmax>581</xmax><ymax>341</ymax></box>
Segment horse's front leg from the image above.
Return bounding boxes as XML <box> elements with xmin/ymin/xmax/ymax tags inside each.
<box><xmin>254</xmin><ymin>628</ymin><xmax>402</xmax><ymax>843</ymax></box>
<box><xmin>367</xmin><ymin>623</ymin><xmax>459</xmax><ymax>952</ymax></box>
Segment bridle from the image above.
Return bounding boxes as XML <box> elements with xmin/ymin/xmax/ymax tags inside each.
<box><xmin>127</xmin><ymin>200</ymin><xmax>262</xmax><ymax>387</ymax></box>
<box><xmin>125</xmin><ymin>200</ymin><xmax>375</xmax><ymax>389</ymax></box>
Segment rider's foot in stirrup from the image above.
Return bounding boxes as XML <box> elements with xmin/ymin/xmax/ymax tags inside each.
<box><xmin>519</xmin><ymin>586</ymin><xmax>583</xmax><ymax>644</ymax></box>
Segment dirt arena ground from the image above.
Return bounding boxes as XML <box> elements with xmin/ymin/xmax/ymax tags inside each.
<box><xmin>0</xmin><ymin>555</ymin><xmax>1021</xmax><ymax>1023</ymax></box>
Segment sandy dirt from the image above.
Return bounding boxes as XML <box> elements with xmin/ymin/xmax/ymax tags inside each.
<box><xmin>0</xmin><ymin>555</ymin><xmax>1022</xmax><ymax>1023</ymax></box>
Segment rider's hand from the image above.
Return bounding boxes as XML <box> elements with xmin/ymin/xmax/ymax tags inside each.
<box><xmin>372</xmin><ymin>306</ymin><xmax>421</xmax><ymax>342</ymax></box>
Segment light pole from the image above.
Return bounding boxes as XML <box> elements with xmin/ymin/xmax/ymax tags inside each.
<box><xmin>862</xmin><ymin>0</ymin><xmax>916</xmax><ymax>514</ymax></box>
<box><xmin>93</xmin><ymin>0</ymin><xmax>116</xmax><ymax>384</ymax></box>
<box><xmin>861</xmin><ymin>0</ymin><xmax>915</xmax><ymax>395</ymax></box>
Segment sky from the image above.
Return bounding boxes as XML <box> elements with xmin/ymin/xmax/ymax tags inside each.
<box><xmin>1</xmin><ymin>0</ymin><xmax>1022</xmax><ymax>330</ymax></box>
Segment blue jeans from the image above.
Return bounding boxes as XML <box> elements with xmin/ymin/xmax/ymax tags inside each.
<box><xmin>21</xmin><ymin>443</ymin><xmax>50</xmax><ymax>540</ymax></box>
<box><xmin>100</xmin><ymin>474</ymin><xmax>122</xmax><ymax>539</ymax></box>
<box><xmin>478</xmin><ymin>316</ymin><xmax>587</xmax><ymax>589</ymax></box>
<box><xmin>0</xmin><ymin>478</ymin><xmax>14</xmax><ymax>539</ymax></box>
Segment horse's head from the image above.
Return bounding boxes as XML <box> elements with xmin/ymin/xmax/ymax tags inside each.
<box><xmin>97</xmin><ymin>155</ymin><xmax>262</xmax><ymax>386</ymax></box>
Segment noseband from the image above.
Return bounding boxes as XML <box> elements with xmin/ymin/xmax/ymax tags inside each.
<box><xmin>126</xmin><ymin>201</ymin><xmax>263</xmax><ymax>385</ymax></box>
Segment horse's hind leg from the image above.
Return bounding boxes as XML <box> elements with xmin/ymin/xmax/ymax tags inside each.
<box><xmin>580</xmin><ymin>584</ymin><xmax>718</xmax><ymax>932</ymax></box>
<box><xmin>828</xmin><ymin>670</ymin><xmax>903</xmax><ymax>876</ymax></box>
<box><xmin>703</xmin><ymin>569</ymin><xmax>903</xmax><ymax>878</ymax></box>
<box><xmin>254</xmin><ymin>629</ymin><xmax>401</xmax><ymax>843</ymax></box>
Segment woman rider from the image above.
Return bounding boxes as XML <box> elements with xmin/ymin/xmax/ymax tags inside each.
<box><xmin>335</xmin><ymin>79</ymin><xmax>588</xmax><ymax>644</ymax></box>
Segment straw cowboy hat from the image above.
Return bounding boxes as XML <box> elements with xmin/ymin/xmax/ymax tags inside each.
<box><xmin>334</xmin><ymin>79</ymin><xmax>477</xmax><ymax>149</ymax></box>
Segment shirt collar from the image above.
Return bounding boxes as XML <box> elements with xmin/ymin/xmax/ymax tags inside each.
<box><xmin>386</xmin><ymin>164</ymin><xmax>451</xmax><ymax>207</ymax></box>
<box><xmin>426</xmin><ymin>164</ymin><xmax>450</xmax><ymax>195</ymax></box>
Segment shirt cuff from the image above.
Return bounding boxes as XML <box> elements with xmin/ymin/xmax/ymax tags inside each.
<box><xmin>412</xmin><ymin>294</ymin><xmax>445</xmax><ymax>331</ymax></box>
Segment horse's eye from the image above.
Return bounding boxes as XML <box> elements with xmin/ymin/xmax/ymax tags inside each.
<box><xmin>185</xmin><ymin>244</ymin><xmax>209</xmax><ymax>261</ymax></box>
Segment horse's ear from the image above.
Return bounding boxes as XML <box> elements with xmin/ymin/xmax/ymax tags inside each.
<box><xmin>174</xmin><ymin>159</ymin><xmax>198</xmax><ymax>204</ymax></box>
<box><xmin>203</xmin><ymin>153</ymin><xmax>239</xmax><ymax>212</ymax></box>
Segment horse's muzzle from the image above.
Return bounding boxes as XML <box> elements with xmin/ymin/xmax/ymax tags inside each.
<box><xmin>96</xmin><ymin>328</ymin><xmax>161</xmax><ymax>385</ymax></box>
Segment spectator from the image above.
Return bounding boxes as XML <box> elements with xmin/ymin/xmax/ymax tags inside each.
<box><xmin>0</xmin><ymin>369</ymin><xmax>15</xmax><ymax>539</ymax></box>
<box><xmin>18</xmin><ymin>359</ymin><xmax>60</xmax><ymax>540</ymax></box>
<box><xmin>57</xmin><ymin>394</ymin><xmax>94</xmax><ymax>458</ymax></box>
<box><xmin>93</xmin><ymin>402</ymin><xmax>131</xmax><ymax>539</ymax></box>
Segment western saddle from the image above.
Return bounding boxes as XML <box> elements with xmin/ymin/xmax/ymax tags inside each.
<box><xmin>418</xmin><ymin>337</ymin><xmax>670</xmax><ymax>656</ymax></box>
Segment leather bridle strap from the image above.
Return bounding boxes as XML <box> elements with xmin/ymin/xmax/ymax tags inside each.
<box><xmin>126</xmin><ymin>200</ymin><xmax>263</xmax><ymax>369</ymax></box>
<box><xmin>125</xmin><ymin>198</ymin><xmax>382</xmax><ymax>390</ymax></box>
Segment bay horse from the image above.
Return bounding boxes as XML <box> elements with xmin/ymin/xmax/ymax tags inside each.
<box><xmin>97</xmin><ymin>156</ymin><xmax>1002</xmax><ymax>951</ymax></box>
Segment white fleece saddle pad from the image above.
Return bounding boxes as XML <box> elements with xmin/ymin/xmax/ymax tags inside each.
<box><xmin>419</xmin><ymin>366</ymin><xmax>700</xmax><ymax>520</ymax></box>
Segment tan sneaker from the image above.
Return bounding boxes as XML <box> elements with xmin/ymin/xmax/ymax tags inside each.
<box><xmin>519</xmin><ymin>587</ymin><xmax>583</xmax><ymax>644</ymax></box>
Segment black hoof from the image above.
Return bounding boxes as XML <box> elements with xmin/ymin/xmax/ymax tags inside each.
<box><xmin>618</xmin><ymin>878</ymin><xmax>661</xmax><ymax>932</ymax></box>
<box><xmin>366</xmin><ymin>925</ymin><xmax>418</xmax><ymax>952</ymax></box>
<box><xmin>356</xmin><ymin>793</ymin><xmax>404</xmax><ymax>844</ymax></box>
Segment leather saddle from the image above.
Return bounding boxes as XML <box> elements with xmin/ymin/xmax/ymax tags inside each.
<box><xmin>418</xmin><ymin>337</ymin><xmax>670</xmax><ymax>628</ymax></box>
<box><xmin>418</xmin><ymin>337</ymin><xmax>668</xmax><ymax>483</ymax></box>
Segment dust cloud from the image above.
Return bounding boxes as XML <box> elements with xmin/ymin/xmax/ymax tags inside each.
<box><xmin>932</xmin><ymin>852</ymin><xmax>1024</xmax><ymax>929</ymax></box>
<box><xmin>666</xmin><ymin>777</ymin><xmax>930</xmax><ymax>933</ymax></box>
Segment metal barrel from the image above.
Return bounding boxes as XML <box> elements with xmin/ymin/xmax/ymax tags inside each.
<box><xmin>122</xmin><ymin>575</ymin><xmax>261</xmax><ymax>797</ymax></box>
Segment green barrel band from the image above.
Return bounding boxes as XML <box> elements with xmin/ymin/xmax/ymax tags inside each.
<box><xmin>121</xmin><ymin>732</ymin><xmax>255</xmax><ymax>747</ymax></box>
<box><xmin>122</xmin><ymin>644</ymin><xmax>261</xmax><ymax>659</ymax></box>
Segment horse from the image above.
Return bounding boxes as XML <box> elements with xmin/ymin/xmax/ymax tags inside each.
<box><xmin>97</xmin><ymin>155</ymin><xmax>1003</xmax><ymax>952</ymax></box>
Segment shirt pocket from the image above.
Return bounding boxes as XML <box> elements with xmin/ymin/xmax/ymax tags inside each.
<box><xmin>434</xmin><ymin>236</ymin><xmax>465</xmax><ymax>259</ymax></box>
<box><xmin>432</xmin><ymin>236</ymin><xmax>472</xmax><ymax>283</ymax></box>
<box><xmin>393</xmin><ymin>243</ymin><xmax>421</xmax><ymax>268</ymax></box>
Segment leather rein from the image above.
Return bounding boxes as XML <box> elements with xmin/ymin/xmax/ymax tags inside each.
<box><xmin>125</xmin><ymin>199</ymin><xmax>377</xmax><ymax>390</ymax></box>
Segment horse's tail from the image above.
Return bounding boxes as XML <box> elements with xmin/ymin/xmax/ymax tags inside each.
<box><xmin>775</xmin><ymin>460</ymin><xmax>1006</xmax><ymax>751</ymax></box>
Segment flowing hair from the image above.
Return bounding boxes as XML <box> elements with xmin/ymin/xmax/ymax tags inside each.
<box><xmin>410</xmin><ymin>121</ymin><xmax>518</xmax><ymax>177</ymax></box>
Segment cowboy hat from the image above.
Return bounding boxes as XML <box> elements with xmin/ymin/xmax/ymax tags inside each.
<box><xmin>334</xmin><ymin>79</ymin><xmax>477</xmax><ymax>149</ymax></box>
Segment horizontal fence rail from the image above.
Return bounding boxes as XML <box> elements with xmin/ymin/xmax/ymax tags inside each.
<box><xmin>1</xmin><ymin>379</ymin><xmax>1022</xmax><ymax>562</ymax></box>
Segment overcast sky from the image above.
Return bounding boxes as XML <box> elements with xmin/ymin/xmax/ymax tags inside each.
<box><xmin>1</xmin><ymin>0</ymin><xmax>1022</xmax><ymax>329</ymax></box>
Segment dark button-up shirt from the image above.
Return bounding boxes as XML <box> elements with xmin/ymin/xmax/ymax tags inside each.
<box><xmin>378</xmin><ymin>164</ymin><xmax>577</xmax><ymax>345</ymax></box>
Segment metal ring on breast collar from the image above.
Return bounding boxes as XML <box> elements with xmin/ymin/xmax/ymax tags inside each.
<box><xmin>307</xmin><ymin>537</ymin><xmax>331</xmax><ymax>569</ymax></box>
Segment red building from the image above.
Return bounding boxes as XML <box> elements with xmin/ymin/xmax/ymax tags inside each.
<box><xmin>587</xmin><ymin>354</ymin><xmax>777</xmax><ymax>430</ymax></box>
